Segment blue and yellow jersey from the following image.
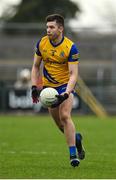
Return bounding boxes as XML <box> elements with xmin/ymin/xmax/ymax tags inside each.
<box><xmin>35</xmin><ymin>36</ymin><xmax>79</xmax><ymax>87</ymax></box>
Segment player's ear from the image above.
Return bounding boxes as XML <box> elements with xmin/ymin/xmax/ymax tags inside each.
<box><xmin>59</xmin><ymin>25</ymin><xmax>64</xmax><ymax>33</ymax></box>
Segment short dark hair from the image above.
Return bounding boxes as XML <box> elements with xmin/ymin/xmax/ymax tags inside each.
<box><xmin>46</xmin><ymin>14</ymin><xmax>64</xmax><ymax>27</ymax></box>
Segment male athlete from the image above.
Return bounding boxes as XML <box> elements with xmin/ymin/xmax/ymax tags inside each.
<box><xmin>31</xmin><ymin>14</ymin><xmax>85</xmax><ymax>167</ymax></box>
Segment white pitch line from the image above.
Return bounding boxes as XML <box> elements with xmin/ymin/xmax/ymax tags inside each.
<box><xmin>0</xmin><ymin>151</ymin><xmax>62</xmax><ymax>155</ymax></box>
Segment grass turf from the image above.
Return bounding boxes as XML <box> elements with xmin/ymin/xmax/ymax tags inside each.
<box><xmin>0</xmin><ymin>114</ymin><xmax>116</xmax><ymax>178</ymax></box>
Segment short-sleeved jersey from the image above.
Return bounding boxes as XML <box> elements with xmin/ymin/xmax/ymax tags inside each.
<box><xmin>35</xmin><ymin>35</ymin><xmax>79</xmax><ymax>87</ymax></box>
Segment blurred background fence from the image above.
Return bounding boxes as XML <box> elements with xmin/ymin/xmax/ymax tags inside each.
<box><xmin>0</xmin><ymin>23</ymin><xmax>116</xmax><ymax>115</ymax></box>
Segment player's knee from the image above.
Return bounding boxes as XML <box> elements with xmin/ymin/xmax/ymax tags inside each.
<box><xmin>60</xmin><ymin>112</ymin><xmax>70</xmax><ymax>124</ymax></box>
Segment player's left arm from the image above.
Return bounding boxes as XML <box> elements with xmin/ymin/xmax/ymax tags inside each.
<box><xmin>65</xmin><ymin>62</ymin><xmax>78</xmax><ymax>95</ymax></box>
<box><xmin>65</xmin><ymin>43</ymin><xmax>79</xmax><ymax>95</ymax></box>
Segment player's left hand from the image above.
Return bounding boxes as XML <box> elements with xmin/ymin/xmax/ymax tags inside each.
<box><xmin>51</xmin><ymin>93</ymin><xmax>69</xmax><ymax>108</ymax></box>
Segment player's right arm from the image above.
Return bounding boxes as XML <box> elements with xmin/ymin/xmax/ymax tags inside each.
<box><xmin>31</xmin><ymin>54</ymin><xmax>42</xmax><ymax>86</ymax></box>
<box><xmin>31</xmin><ymin>54</ymin><xmax>42</xmax><ymax>103</ymax></box>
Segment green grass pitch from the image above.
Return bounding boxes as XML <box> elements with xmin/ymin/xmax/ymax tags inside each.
<box><xmin>0</xmin><ymin>114</ymin><xmax>116</xmax><ymax>179</ymax></box>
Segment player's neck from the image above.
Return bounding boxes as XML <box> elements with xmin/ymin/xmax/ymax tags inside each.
<box><xmin>51</xmin><ymin>34</ymin><xmax>64</xmax><ymax>45</ymax></box>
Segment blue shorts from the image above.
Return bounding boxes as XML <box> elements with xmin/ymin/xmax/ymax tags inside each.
<box><xmin>43</xmin><ymin>84</ymin><xmax>74</xmax><ymax>95</ymax></box>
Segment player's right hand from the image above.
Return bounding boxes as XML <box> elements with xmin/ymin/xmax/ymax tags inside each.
<box><xmin>31</xmin><ymin>86</ymin><xmax>40</xmax><ymax>103</ymax></box>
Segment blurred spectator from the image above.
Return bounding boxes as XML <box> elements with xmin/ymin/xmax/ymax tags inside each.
<box><xmin>14</xmin><ymin>68</ymin><xmax>31</xmax><ymax>89</ymax></box>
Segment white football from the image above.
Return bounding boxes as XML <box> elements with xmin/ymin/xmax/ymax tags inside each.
<box><xmin>39</xmin><ymin>87</ymin><xmax>58</xmax><ymax>107</ymax></box>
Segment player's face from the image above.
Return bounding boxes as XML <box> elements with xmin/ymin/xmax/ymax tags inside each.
<box><xmin>46</xmin><ymin>21</ymin><xmax>63</xmax><ymax>41</ymax></box>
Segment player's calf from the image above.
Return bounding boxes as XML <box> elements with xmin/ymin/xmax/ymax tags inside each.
<box><xmin>76</xmin><ymin>133</ymin><xmax>85</xmax><ymax>160</ymax></box>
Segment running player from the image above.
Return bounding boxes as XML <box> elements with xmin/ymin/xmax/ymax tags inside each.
<box><xmin>31</xmin><ymin>14</ymin><xmax>85</xmax><ymax>167</ymax></box>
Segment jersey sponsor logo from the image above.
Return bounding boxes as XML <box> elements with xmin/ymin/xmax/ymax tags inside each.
<box><xmin>43</xmin><ymin>49</ymin><xmax>47</xmax><ymax>53</ymax></box>
<box><xmin>44</xmin><ymin>58</ymin><xmax>66</xmax><ymax>65</ymax></box>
